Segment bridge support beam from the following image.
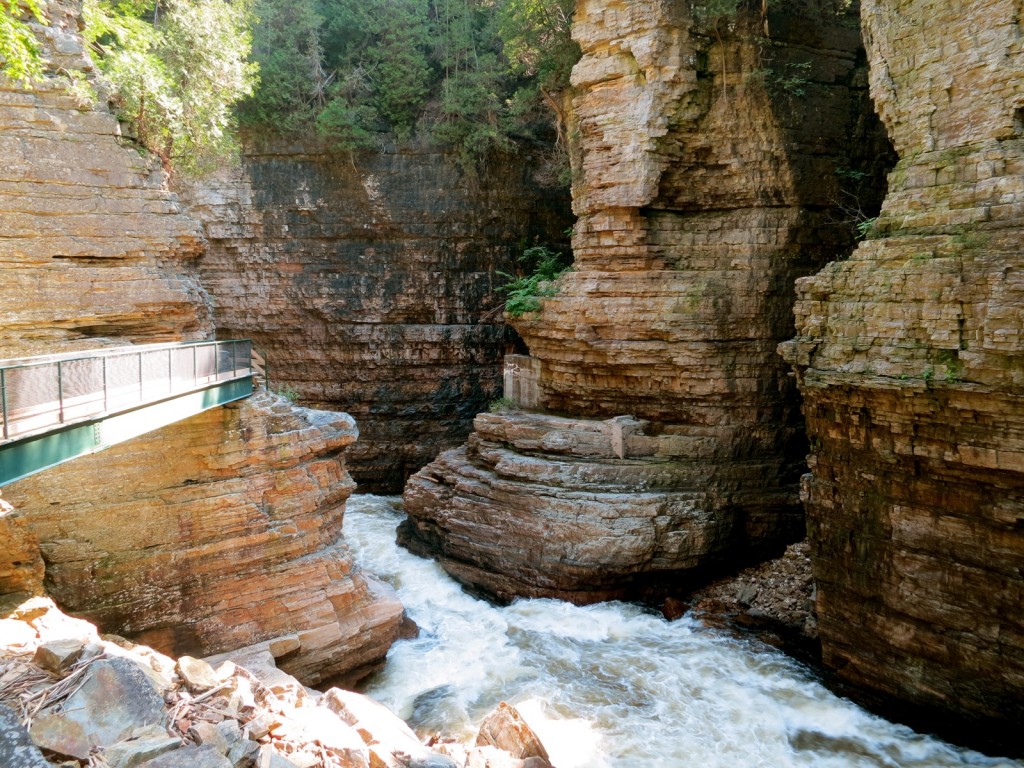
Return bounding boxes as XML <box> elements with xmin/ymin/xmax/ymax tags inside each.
<box><xmin>0</xmin><ymin>378</ymin><xmax>252</xmax><ymax>487</ymax></box>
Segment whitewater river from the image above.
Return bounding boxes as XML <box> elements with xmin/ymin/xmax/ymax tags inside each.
<box><xmin>344</xmin><ymin>496</ymin><xmax>1020</xmax><ymax>768</ymax></box>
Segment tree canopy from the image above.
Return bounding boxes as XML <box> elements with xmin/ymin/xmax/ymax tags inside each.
<box><xmin>83</xmin><ymin>0</ymin><xmax>258</xmax><ymax>174</ymax></box>
<box><xmin>240</xmin><ymin>0</ymin><xmax>580</xmax><ymax>169</ymax></box>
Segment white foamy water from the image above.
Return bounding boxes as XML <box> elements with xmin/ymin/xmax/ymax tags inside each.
<box><xmin>344</xmin><ymin>495</ymin><xmax>1021</xmax><ymax>768</ymax></box>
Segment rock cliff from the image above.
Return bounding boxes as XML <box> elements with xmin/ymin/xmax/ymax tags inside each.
<box><xmin>182</xmin><ymin>144</ymin><xmax>572</xmax><ymax>492</ymax></box>
<box><xmin>0</xmin><ymin>1</ymin><xmax>402</xmax><ymax>685</ymax></box>
<box><xmin>0</xmin><ymin>2</ymin><xmax>211</xmax><ymax>358</ymax></box>
<box><xmin>780</xmin><ymin>0</ymin><xmax>1024</xmax><ymax>730</ymax></box>
<box><xmin>402</xmin><ymin>0</ymin><xmax>892</xmax><ymax>603</ymax></box>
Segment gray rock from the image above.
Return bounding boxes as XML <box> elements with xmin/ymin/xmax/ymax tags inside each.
<box><xmin>0</xmin><ymin>704</ymin><xmax>50</xmax><ymax>768</ymax></box>
<box><xmin>33</xmin><ymin>638</ymin><xmax>86</xmax><ymax>675</ymax></box>
<box><xmin>189</xmin><ymin>721</ymin><xmax>229</xmax><ymax>755</ymax></box>
<box><xmin>259</xmin><ymin>745</ymin><xmax>303</xmax><ymax>768</ymax></box>
<box><xmin>138</xmin><ymin>744</ymin><xmax>232</xmax><ymax>768</ymax></box>
<box><xmin>177</xmin><ymin>656</ymin><xmax>219</xmax><ymax>693</ymax></box>
<box><xmin>104</xmin><ymin>734</ymin><xmax>182</xmax><ymax>768</ymax></box>
<box><xmin>215</xmin><ymin>718</ymin><xmax>242</xmax><ymax>748</ymax></box>
<box><xmin>736</xmin><ymin>584</ymin><xmax>759</xmax><ymax>606</ymax></box>
<box><xmin>226</xmin><ymin>737</ymin><xmax>259</xmax><ymax>768</ymax></box>
<box><xmin>31</xmin><ymin>657</ymin><xmax>166</xmax><ymax>758</ymax></box>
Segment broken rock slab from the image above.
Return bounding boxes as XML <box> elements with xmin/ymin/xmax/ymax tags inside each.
<box><xmin>29</xmin><ymin>656</ymin><xmax>168</xmax><ymax>759</ymax></box>
<box><xmin>137</xmin><ymin>744</ymin><xmax>232</xmax><ymax>768</ymax></box>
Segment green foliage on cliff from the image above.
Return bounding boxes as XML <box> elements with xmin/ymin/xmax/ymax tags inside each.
<box><xmin>83</xmin><ymin>0</ymin><xmax>258</xmax><ymax>174</ymax></box>
<box><xmin>0</xmin><ymin>0</ymin><xmax>47</xmax><ymax>84</ymax></box>
<box><xmin>241</xmin><ymin>0</ymin><xmax>579</xmax><ymax>168</ymax></box>
<box><xmin>498</xmin><ymin>244</ymin><xmax>572</xmax><ymax>317</ymax></box>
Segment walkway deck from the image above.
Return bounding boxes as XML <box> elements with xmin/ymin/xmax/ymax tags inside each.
<box><xmin>0</xmin><ymin>340</ymin><xmax>257</xmax><ymax>486</ymax></box>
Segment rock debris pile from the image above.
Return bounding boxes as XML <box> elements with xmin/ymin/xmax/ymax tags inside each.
<box><xmin>0</xmin><ymin>599</ymin><xmax>552</xmax><ymax>768</ymax></box>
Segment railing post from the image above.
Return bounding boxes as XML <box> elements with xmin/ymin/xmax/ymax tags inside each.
<box><xmin>193</xmin><ymin>344</ymin><xmax>198</xmax><ymax>388</ymax></box>
<box><xmin>102</xmin><ymin>356</ymin><xmax>108</xmax><ymax>413</ymax></box>
<box><xmin>57</xmin><ymin>361</ymin><xmax>65</xmax><ymax>424</ymax></box>
<box><xmin>1</xmin><ymin>368</ymin><xmax>8</xmax><ymax>440</ymax></box>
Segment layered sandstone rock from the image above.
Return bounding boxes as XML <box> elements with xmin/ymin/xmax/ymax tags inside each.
<box><xmin>182</xmin><ymin>145</ymin><xmax>572</xmax><ymax>492</ymax></box>
<box><xmin>0</xmin><ymin>2</ymin><xmax>211</xmax><ymax>359</ymax></box>
<box><xmin>0</xmin><ymin>3</ymin><xmax>402</xmax><ymax>685</ymax></box>
<box><xmin>780</xmin><ymin>0</ymin><xmax>1024</xmax><ymax>729</ymax></box>
<box><xmin>402</xmin><ymin>0</ymin><xmax>892</xmax><ymax>601</ymax></box>
<box><xmin>3</xmin><ymin>392</ymin><xmax>403</xmax><ymax>686</ymax></box>
<box><xmin>0</xmin><ymin>494</ymin><xmax>45</xmax><ymax>613</ymax></box>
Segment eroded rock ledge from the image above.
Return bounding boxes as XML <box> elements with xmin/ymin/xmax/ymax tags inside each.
<box><xmin>402</xmin><ymin>0</ymin><xmax>891</xmax><ymax>602</ymax></box>
<box><xmin>402</xmin><ymin>411</ymin><xmax>803</xmax><ymax>603</ymax></box>
<box><xmin>780</xmin><ymin>0</ymin><xmax>1024</xmax><ymax>731</ymax></box>
<box><xmin>4</xmin><ymin>393</ymin><xmax>404</xmax><ymax>686</ymax></box>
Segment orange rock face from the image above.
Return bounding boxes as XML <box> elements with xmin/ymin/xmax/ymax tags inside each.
<box><xmin>4</xmin><ymin>392</ymin><xmax>403</xmax><ymax>685</ymax></box>
<box><xmin>781</xmin><ymin>0</ymin><xmax>1024</xmax><ymax>730</ymax></box>
<box><xmin>402</xmin><ymin>0</ymin><xmax>893</xmax><ymax>602</ymax></box>
<box><xmin>0</xmin><ymin>2</ymin><xmax>402</xmax><ymax>685</ymax></box>
<box><xmin>0</xmin><ymin>4</ymin><xmax>211</xmax><ymax>359</ymax></box>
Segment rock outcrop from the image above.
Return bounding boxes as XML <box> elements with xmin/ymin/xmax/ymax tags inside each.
<box><xmin>780</xmin><ymin>0</ymin><xmax>1024</xmax><ymax>730</ymax></box>
<box><xmin>182</xmin><ymin>145</ymin><xmax>572</xmax><ymax>492</ymax></box>
<box><xmin>0</xmin><ymin>599</ymin><xmax>546</xmax><ymax>768</ymax></box>
<box><xmin>402</xmin><ymin>0</ymin><xmax>892</xmax><ymax>602</ymax></box>
<box><xmin>4</xmin><ymin>392</ymin><xmax>403</xmax><ymax>686</ymax></box>
<box><xmin>0</xmin><ymin>1</ymin><xmax>402</xmax><ymax>686</ymax></box>
<box><xmin>0</xmin><ymin>2</ymin><xmax>211</xmax><ymax>359</ymax></box>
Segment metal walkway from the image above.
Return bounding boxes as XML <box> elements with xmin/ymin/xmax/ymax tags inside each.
<box><xmin>0</xmin><ymin>340</ymin><xmax>258</xmax><ymax>486</ymax></box>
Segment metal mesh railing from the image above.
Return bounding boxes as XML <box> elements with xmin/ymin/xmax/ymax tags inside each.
<box><xmin>0</xmin><ymin>340</ymin><xmax>254</xmax><ymax>443</ymax></box>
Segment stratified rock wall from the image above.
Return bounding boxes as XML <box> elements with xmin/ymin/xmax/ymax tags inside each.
<box><xmin>183</xmin><ymin>145</ymin><xmax>572</xmax><ymax>492</ymax></box>
<box><xmin>0</xmin><ymin>2</ymin><xmax>211</xmax><ymax>358</ymax></box>
<box><xmin>402</xmin><ymin>0</ymin><xmax>893</xmax><ymax>602</ymax></box>
<box><xmin>781</xmin><ymin>0</ymin><xmax>1024</xmax><ymax>728</ymax></box>
<box><xmin>3</xmin><ymin>392</ymin><xmax>402</xmax><ymax>685</ymax></box>
<box><xmin>0</xmin><ymin>1</ymin><xmax>402</xmax><ymax>685</ymax></box>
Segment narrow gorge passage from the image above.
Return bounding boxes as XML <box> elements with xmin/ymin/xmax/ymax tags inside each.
<box><xmin>344</xmin><ymin>496</ymin><xmax>1021</xmax><ymax>768</ymax></box>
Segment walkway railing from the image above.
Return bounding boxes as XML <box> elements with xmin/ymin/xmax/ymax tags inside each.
<box><xmin>0</xmin><ymin>340</ymin><xmax>254</xmax><ymax>445</ymax></box>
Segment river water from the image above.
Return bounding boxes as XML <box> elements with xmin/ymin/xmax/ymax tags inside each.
<box><xmin>344</xmin><ymin>495</ymin><xmax>1020</xmax><ymax>768</ymax></box>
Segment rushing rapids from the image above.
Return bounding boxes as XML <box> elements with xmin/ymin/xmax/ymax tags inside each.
<box><xmin>344</xmin><ymin>496</ymin><xmax>1020</xmax><ymax>768</ymax></box>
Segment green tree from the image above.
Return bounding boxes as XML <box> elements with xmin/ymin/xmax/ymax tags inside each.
<box><xmin>0</xmin><ymin>0</ymin><xmax>47</xmax><ymax>84</ymax></box>
<box><xmin>239</xmin><ymin>0</ymin><xmax>323</xmax><ymax>131</ymax></box>
<box><xmin>84</xmin><ymin>0</ymin><xmax>258</xmax><ymax>174</ymax></box>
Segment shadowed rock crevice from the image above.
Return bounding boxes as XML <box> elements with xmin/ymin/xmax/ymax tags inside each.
<box><xmin>780</xmin><ymin>0</ymin><xmax>1024</xmax><ymax>735</ymax></box>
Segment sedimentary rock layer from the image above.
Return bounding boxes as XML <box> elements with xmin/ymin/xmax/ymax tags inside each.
<box><xmin>781</xmin><ymin>0</ymin><xmax>1024</xmax><ymax>728</ymax></box>
<box><xmin>0</xmin><ymin>2</ymin><xmax>210</xmax><ymax>359</ymax></box>
<box><xmin>402</xmin><ymin>0</ymin><xmax>892</xmax><ymax>601</ymax></box>
<box><xmin>402</xmin><ymin>411</ymin><xmax>801</xmax><ymax>602</ymax></box>
<box><xmin>0</xmin><ymin>2</ymin><xmax>402</xmax><ymax>686</ymax></box>
<box><xmin>3</xmin><ymin>392</ymin><xmax>403</xmax><ymax>685</ymax></box>
<box><xmin>183</xmin><ymin>146</ymin><xmax>572</xmax><ymax>492</ymax></box>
